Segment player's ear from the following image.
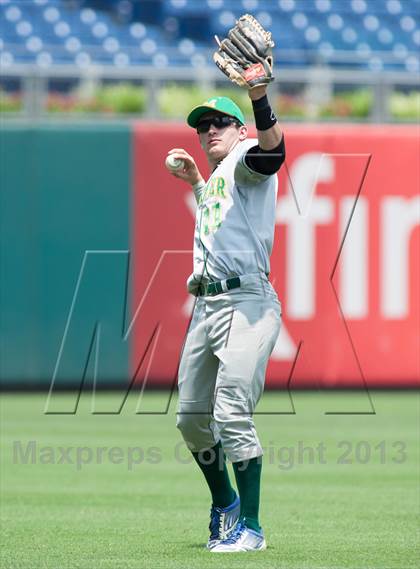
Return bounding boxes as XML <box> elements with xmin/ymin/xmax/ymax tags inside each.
<box><xmin>238</xmin><ymin>125</ymin><xmax>247</xmax><ymax>140</ymax></box>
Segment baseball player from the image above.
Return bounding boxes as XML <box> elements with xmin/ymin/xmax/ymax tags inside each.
<box><xmin>166</xmin><ymin>16</ymin><xmax>285</xmax><ymax>552</ymax></box>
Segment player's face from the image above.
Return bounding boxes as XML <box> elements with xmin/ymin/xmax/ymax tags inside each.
<box><xmin>197</xmin><ymin>112</ymin><xmax>247</xmax><ymax>163</ymax></box>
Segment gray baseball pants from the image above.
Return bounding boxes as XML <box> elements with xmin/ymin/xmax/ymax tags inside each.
<box><xmin>176</xmin><ymin>273</ymin><xmax>281</xmax><ymax>463</ymax></box>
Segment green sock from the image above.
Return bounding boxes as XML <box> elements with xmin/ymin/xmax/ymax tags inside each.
<box><xmin>192</xmin><ymin>441</ymin><xmax>236</xmax><ymax>508</ymax></box>
<box><xmin>233</xmin><ymin>456</ymin><xmax>262</xmax><ymax>532</ymax></box>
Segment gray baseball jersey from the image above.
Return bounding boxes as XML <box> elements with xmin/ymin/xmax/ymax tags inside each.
<box><xmin>191</xmin><ymin>138</ymin><xmax>278</xmax><ymax>282</ymax></box>
<box><xmin>177</xmin><ymin>136</ymin><xmax>282</xmax><ymax>463</ymax></box>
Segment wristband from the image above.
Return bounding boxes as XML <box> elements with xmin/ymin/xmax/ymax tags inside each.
<box><xmin>192</xmin><ymin>180</ymin><xmax>206</xmax><ymax>192</ymax></box>
<box><xmin>252</xmin><ymin>94</ymin><xmax>277</xmax><ymax>131</ymax></box>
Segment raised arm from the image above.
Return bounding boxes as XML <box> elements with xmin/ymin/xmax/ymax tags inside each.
<box><xmin>212</xmin><ymin>13</ymin><xmax>285</xmax><ymax>176</ymax></box>
<box><xmin>245</xmin><ymin>86</ymin><xmax>285</xmax><ymax>175</ymax></box>
<box><xmin>249</xmin><ymin>86</ymin><xmax>283</xmax><ymax>150</ymax></box>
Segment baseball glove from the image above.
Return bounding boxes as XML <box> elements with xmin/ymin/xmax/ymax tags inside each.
<box><xmin>213</xmin><ymin>14</ymin><xmax>275</xmax><ymax>89</ymax></box>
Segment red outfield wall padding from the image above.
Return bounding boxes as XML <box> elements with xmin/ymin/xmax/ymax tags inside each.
<box><xmin>132</xmin><ymin>123</ymin><xmax>419</xmax><ymax>387</ymax></box>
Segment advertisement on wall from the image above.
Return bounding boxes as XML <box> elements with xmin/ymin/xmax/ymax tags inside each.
<box><xmin>133</xmin><ymin>124</ymin><xmax>419</xmax><ymax>387</ymax></box>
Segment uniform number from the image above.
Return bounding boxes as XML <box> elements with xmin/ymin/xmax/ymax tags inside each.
<box><xmin>202</xmin><ymin>201</ymin><xmax>222</xmax><ymax>235</ymax></box>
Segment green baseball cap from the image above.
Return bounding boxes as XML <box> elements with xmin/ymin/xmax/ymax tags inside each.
<box><xmin>187</xmin><ymin>96</ymin><xmax>245</xmax><ymax>128</ymax></box>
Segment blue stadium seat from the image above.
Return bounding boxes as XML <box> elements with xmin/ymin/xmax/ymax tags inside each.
<box><xmin>0</xmin><ymin>0</ymin><xmax>418</xmax><ymax>70</ymax></box>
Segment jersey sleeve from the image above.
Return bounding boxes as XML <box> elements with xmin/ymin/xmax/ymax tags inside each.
<box><xmin>234</xmin><ymin>140</ymin><xmax>270</xmax><ymax>187</ymax></box>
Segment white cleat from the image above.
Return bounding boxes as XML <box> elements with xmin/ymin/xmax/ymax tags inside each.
<box><xmin>206</xmin><ymin>494</ymin><xmax>240</xmax><ymax>549</ymax></box>
<box><xmin>210</xmin><ymin>520</ymin><xmax>267</xmax><ymax>552</ymax></box>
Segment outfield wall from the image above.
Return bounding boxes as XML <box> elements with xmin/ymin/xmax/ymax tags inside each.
<box><xmin>0</xmin><ymin>125</ymin><xmax>131</xmax><ymax>386</ymax></box>
<box><xmin>1</xmin><ymin>123</ymin><xmax>419</xmax><ymax>388</ymax></box>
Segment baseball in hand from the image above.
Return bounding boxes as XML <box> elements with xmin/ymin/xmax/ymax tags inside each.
<box><xmin>165</xmin><ymin>155</ymin><xmax>185</xmax><ymax>171</ymax></box>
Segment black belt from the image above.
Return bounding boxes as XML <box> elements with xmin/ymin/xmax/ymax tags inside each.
<box><xmin>198</xmin><ymin>277</ymin><xmax>241</xmax><ymax>296</ymax></box>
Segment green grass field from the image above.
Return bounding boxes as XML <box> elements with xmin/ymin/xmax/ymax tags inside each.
<box><xmin>1</xmin><ymin>391</ymin><xmax>419</xmax><ymax>569</ymax></box>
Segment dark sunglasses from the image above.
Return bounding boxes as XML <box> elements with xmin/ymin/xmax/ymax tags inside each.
<box><xmin>196</xmin><ymin>115</ymin><xmax>240</xmax><ymax>134</ymax></box>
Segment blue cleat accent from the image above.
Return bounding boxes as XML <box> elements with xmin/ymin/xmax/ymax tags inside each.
<box><xmin>206</xmin><ymin>494</ymin><xmax>240</xmax><ymax>549</ymax></box>
<box><xmin>210</xmin><ymin>520</ymin><xmax>267</xmax><ymax>552</ymax></box>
